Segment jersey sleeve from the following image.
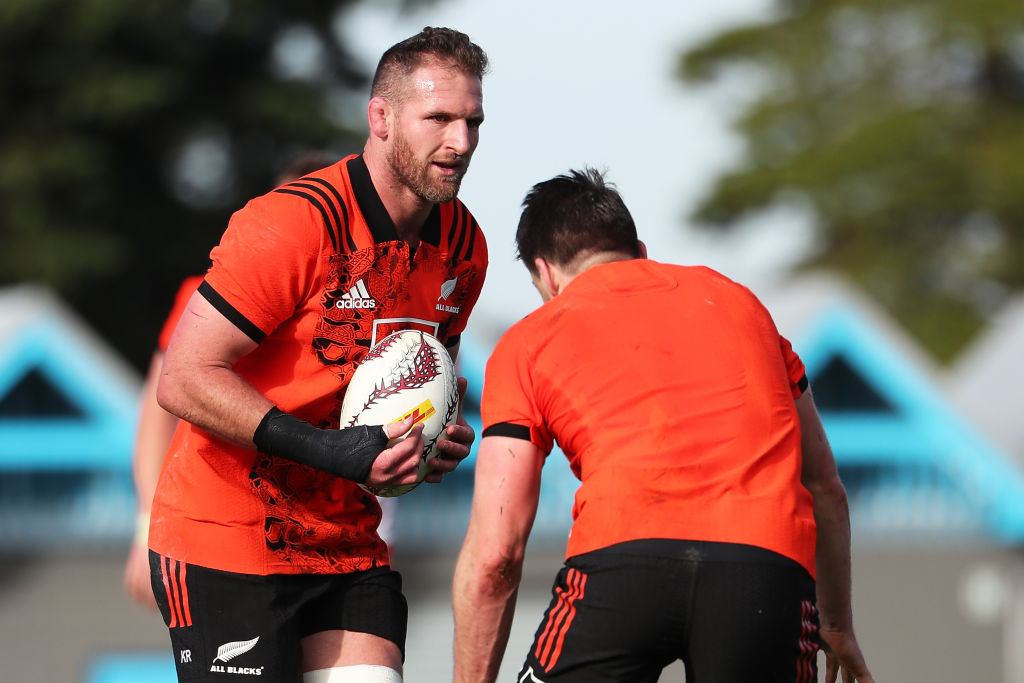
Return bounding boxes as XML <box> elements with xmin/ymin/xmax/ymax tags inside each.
<box><xmin>779</xmin><ymin>334</ymin><xmax>809</xmax><ymax>398</ymax></box>
<box><xmin>739</xmin><ymin>279</ymin><xmax>809</xmax><ymax>399</ymax></box>
<box><xmin>202</xmin><ymin>193</ymin><xmax>324</xmax><ymax>341</ymax></box>
<box><xmin>157</xmin><ymin>275</ymin><xmax>204</xmax><ymax>352</ymax></box>
<box><xmin>444</xmin><ymin>214</ymin><xmax>488</xmax><ymax>345</ymax></box>
<box><xmin>480</xmin><ymin>328</ymin><xmax>554</xmax><ymax>455</ymax></box>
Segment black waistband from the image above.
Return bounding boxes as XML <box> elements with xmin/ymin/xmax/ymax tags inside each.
<box><xmin>576</xmin><ymin>539</ymin><xmax>802</xmax><ymax>568</ymax></box>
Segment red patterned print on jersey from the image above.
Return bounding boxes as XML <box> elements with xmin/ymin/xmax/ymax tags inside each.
<box><xmin>250</xmin><ymin>453</ymin><xmax>382</xmax><ymax>574</ymax></box>
<box><xmin>315</xmin><ymin>246</ymin><xmax>406</xmax><ymax>379</ymax></box>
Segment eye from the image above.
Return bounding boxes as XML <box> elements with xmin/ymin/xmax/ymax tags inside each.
<box><xmin>467</xmin><ymin>117</ymin><xmax>484</xmax><ymax>130</ymax></box>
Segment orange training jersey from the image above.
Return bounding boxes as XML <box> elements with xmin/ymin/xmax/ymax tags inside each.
<box><xmin>480</xmin><ymin>259</ymin><xmax>816</xmax><ymax>576</ymax></box>
<box><xmin>150</xmin><ymin>154</ymin><xmax>487</xmax><ymax>575</ymax></box>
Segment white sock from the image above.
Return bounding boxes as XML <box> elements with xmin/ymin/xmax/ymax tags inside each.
<box><xmin>303</xmin><ymin>664</ymin><xmax>403</xmax><ymax>683</ymax></box>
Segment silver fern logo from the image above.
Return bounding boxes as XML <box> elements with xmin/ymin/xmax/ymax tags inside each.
<box><xmin>213</xmin><ymin>636</ymin><xmax>259</xmax><ymax>663</ymax></box>
<box><xmin>438</xmin><ymin>276</ymin><xmax>457</xmax><ymax>300</ymax></box>
<box><xmin>437</xmin><ymin>276</ymin><xmax>460</xmax><ymax>313</ymax></box>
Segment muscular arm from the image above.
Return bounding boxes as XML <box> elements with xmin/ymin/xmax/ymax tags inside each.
<box><xmin>453</xmin><ymin>435</ymin><xmax>544</xmax><ymax>683</ymax></box>
<box><xmin>156</xmin><ymin>291</ymin><xmax>270</xmax><ymax>447</ymax></box>
<box><xmin>797</xmin><ymin>389</ymin><xmax>874</xmax><ymax>682</ymax></box>
<box><xmin>156</xmin><ymin>292</ymin><xmax>423</xmax><ymax>487</ymax></box>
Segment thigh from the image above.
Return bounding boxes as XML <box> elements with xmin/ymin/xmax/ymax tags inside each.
<box><xmin>686</xmin><ymin>557</ymin><xmax>819</xmax><ymax>683</ymax></box>
<box><xmin>518</xmin><ymin>557</ymin><xmax>682</xmax><ymax>683</ymax></box>
<box><xmin>298</xmin><ymin>566</ymin><xmax>408</xmax><ymax>660</ymax></box>
<box><xmin>150</xmin><ymin>551</ymin><xmax>305</xmax><ymax>682</ymax></box>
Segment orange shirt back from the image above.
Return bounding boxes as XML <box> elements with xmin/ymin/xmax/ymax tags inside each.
<box><xmin>481</xmin><ymin>260</ymin><xmax>816</xmax><ymax>576</ymax></box>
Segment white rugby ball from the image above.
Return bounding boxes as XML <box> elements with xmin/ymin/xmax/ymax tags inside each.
<box><xmin>340</xmin><ymin>330</ymin><xmax>459</xmax><ymax>497</ymax></box>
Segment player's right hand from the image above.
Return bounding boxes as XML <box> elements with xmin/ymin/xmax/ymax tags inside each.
<box><xmin>364</xmin><ymin>416</ymin><xmax>425</xmax><ymax>488</ymax></box>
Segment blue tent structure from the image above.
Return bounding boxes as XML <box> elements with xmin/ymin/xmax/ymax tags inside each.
<box><xmin>0</xmin><ymin>285</ymin><xmax>141</xmax><ymax>549</ymax></box>
<box><xmin>769</xmin><ymin>275</ymin><xmax>1024</xmax><ymax>545</ymax></box>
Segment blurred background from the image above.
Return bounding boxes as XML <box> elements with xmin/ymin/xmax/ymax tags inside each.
<box><xmin>3</xmin><ymin>0</ymin><xmax>1024</xmax><ymax>681</ymax></box>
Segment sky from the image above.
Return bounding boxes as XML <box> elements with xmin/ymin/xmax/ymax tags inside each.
<box><xmin>336</xmin><ymin>0</ymin><xmax>813</xmax><ymax>343</ymax></box>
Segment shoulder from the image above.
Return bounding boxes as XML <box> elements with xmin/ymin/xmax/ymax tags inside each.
<box><xmin>440</xmin><ymin>198</ymin><xmax>487</xmax><ymax>264</ymax></box>
<box><xmin>492</xmin><ymin>306</ymin><xmax>552</xmax><ymax>358</ymax></box>
<box><xmin>225</xmin><ymin>176</ymin><xmax>350</xmax><ymax>256</ymax></box>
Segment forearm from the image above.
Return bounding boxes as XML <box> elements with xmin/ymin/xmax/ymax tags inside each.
<box><xmin>452</xmin><ymin>540</ymin><xmax>523</xmax><ymax>683</ymax></box>
<box><xmin>158</xmin><ymin>342</ymin><xmax>391</xmax><ymax>482</ymax></box>
<box><xmin>157</xmin><ymin>358</ymin><xmax>271</xmax><ymax>448</ymax></box>
<box><xmin>796</xmin><ymin>390</ymin><xmax>855</xmax><ymax>630</ymax></box>
<box><xmin>812</xmin><ymin>480</ymin><xmax>855</xmax><ymax>630</ymax></box>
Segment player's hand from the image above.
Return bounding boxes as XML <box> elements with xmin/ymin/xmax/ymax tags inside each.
<box><xmin>820</xmin><ymin>627</ymin><xmax>874</xmax><ymax>683</ymax></box>
<box><xmin>433</xmin><ymin>377</ymin><xmax>474</xmax><ymax>478</ymax></box>
<box><xmin>123</xmin><ymin>539</ymin><xmax>157</xmax><ymax>611</ymax></box>
<box><xmin>364</xmin><ymin>417</ymin><xmax>425</xmax><ymax>488</ymax></box>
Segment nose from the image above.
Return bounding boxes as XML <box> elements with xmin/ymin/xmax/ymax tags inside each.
<box><xmin>447</xmin><ymin>119</ymin><xmax>476</xmax><ymax>157</ymax></box>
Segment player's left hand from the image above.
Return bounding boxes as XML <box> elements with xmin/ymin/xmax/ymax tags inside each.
<box><xmin>123</xmin><ymin>538</ymin><xmax>157</xmax><ymax>610</ymax></box>
<box><xmin>820</xmin><ymin>627</ymin><xmax>874</xmax><ymax>683</ymax></box>
<box><xmin>428</xmin><ymin>377</ymin><xmax>475</xmax><ymax>481</ymax></box>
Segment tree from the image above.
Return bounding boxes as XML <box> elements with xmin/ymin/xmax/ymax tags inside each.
<box><xmin>678</xmin><ymin>0</ymin><xmax>1024</xmax><ymax>362</ymax></box>
<box><xmin>0</xmin><ymin>1</ymin><xmax>427</xmax><ymax>371</ymax></box>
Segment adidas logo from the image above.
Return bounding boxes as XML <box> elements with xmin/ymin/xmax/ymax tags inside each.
<box><xmin>337</xmin><ymin>279</ymin><xmax>377</xmax><ymax>309</ymax></box>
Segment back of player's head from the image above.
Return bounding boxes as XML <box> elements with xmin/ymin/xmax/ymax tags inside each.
<box><xmin>516</xmin><ymin>167</ymin><xmax>641</xmax><ymax>276</ymax></box>
<box><xmin>275</xmin><ymin>150</ymin><xmax>336</xmax><ymax>185</ymax></box>
<box><xmin>371</xmin><ymin>27</ymin><xmax>489</xmax><ymax>104</ymax></box>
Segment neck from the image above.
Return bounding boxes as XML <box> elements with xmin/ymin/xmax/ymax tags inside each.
<box><xmin>362</xmin><ymin>145</ymin><xmax>433</xmax><ymax>245</ymax></box>
<box><xmin>571</xmin><ymin>250</ymin><xmax>637</xmax><ymax>274</ymax></box>
<box><xmin>545</xmin><ymin>251</ymin><xmax>637</xmax><ymax>298</ymax></box>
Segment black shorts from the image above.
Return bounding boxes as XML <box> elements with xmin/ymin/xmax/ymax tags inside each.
<box><xmin>150</xmin><ymin>552</ymin><xmax>407</xmax><ymax>683</ymax></box>
<box><xmin>518</xmin><ymin>540</ymin><xmax>819</xmax><ymax>683</ymax></box>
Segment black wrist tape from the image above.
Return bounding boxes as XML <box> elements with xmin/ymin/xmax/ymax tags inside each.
<box><xmin>252</xmin><ymin>407</ymin><xmax>388</xmax><ymax>482</ymax></box>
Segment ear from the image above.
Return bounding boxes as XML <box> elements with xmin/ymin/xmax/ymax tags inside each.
<box><xmin>638</xmin><ymin>240</ymin><xmax>648</xmax><ymax>258</ymax></box>
<box><xmin>533</xmin><ymin>257</ymin><xmax>559</xmax><ymax>299</ymax></box>
<box><xmin>367</xmin><ymin>97</ymin><xmax>391</xmax><ymax>140</ymax></box>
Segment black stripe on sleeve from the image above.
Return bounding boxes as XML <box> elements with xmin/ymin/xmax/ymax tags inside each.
<box><xmin>482</xmin><ymin>422</ymin><xmax>531</xmax><ymax>441</ymax></box>
<box><xmin>797</xmin><ymin>374</ymin><xmax>809</xmax><ymax>395</ymax></box>
<box><xmin>198</xmin><ymin>280</ymin><xmax>267</xmax><ymax>343</ymax></box>
<box><xmin>303</xmin><ymin>178</ymin><xmax>354</xmax><ymax>253</ymax></box>
<box><xmin>445</xmin><ymin>203</ymin><xmax>459</xmax><ymax>250</ymax></box>
<box><xmin>451</xmin><ymin>202</ymin><xmax>469</xmax><ymax>259</ymax></box>
<box><xmin>286</xmin><ymin>182</ymin><xmax>346</xmax><ymax>253</ymax></box>
<box><xmin>273</xmin><ymin>188</ymin><xmax>339</xmax><ymax>253</ymax></box>
<box><xmin>463</xmin><ymin>215</ymin><xmax>479</xmax><ymax>261</ymax></box>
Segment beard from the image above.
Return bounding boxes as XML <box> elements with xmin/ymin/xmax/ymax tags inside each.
<box><xmin>387</xmin><ymin>129</ymin><xmax>466</xmax><ymax>204</ymax></box>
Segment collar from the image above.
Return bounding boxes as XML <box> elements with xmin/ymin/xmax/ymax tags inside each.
<box><xmin>347</xmin><ymin>155</ymin><xmax>442</xmax><ymax>247</ymax></box>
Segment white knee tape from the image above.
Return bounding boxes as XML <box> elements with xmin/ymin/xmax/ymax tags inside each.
<box><xmin>303</xmin><ymin>665</ymin><xmax>403</xmax><ymax>683</ymax></box>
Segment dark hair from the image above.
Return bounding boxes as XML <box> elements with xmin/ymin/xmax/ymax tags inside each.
<box><xmin>275</xmin><ymin>150</ymin><xmax>336</xmax><ymax>185</ymax></box>
<box><xmin>371</xmin><ymin>27</ymin><xmax>488</xmax><ymax>102</ymax></box>
<box><xmin>516</xmin><ymin>168</ymin><xmax>641</xmax><ymax>275</ymax></box>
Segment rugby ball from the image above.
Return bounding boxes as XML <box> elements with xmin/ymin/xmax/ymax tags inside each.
<box><xmin>340</xmin><ymin>330</ymin><xmax>459</xmax><ymax>497</ymax></box>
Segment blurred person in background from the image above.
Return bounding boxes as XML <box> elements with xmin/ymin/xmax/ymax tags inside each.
<box><xmin>150</xmin><ymin>27</ymin><xmax>488</xmax><ymax>683</ymax></box>
<box><xmin>123</xmin><ymin>150</ymin><xmax>337</xmax><ymax>610</ymax></box>
<box><xmin>452</xmin><ymin>168</ymin><xmax>873</xmax><ymax>683</ymax></box>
